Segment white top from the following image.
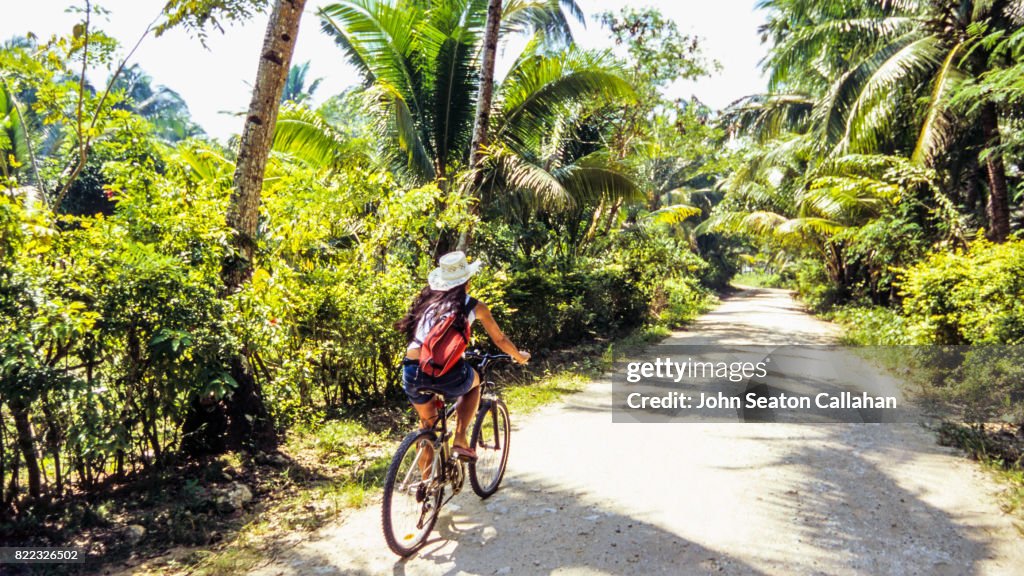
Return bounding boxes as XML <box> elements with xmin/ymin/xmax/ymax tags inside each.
<box><xmin>407</xmin><ymin>295</ymin><xmax>477</xmax><ymax>351</ymax></box>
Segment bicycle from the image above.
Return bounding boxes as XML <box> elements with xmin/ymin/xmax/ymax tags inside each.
<box><xmin>381</xmin><ymin>351</ymin><xmax>513</xmax><ymax>557</ymax></box>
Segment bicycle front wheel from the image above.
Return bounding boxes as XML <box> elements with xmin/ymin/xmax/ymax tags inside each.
<box><xmin>382</xmin><ymin>430</ymin><xmax>442</xmax><ymax>556</ymax></box>
<box><xmin>469</xmin><ymin>398</ymin><xmax>510</xmax><ymax>498</ymax></box>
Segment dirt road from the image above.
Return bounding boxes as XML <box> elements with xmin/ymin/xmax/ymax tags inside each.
<box><xmin>250</xmin><ymin>287</ymin><xmax>1024</xmax><ymax>575</ymax></box>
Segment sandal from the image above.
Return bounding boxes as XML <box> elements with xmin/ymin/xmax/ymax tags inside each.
<box><xmin>452</xmin><ymin>445</ymin><xmax>477</xmax><ymax>462</ymax></box>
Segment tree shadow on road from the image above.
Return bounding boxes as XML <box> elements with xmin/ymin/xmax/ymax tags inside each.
<box><xmin>703</xmin><ymin>425</ymin><xmax>998</xmax><ymax>575</ymax></box>
<box><xmin>259</xmin><ymin>472</ymin><xmax>774</xmax><ymax>575</ymax></box>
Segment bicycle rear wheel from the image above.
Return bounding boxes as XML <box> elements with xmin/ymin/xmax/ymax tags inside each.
<box><xmin>382</xmin><ymin>430</ymin><xmax>442</xmax><ymax>556</ymax></box>
<box><xmin>469</xmin><ymin>398</ymin><xmax>510</xmax><ymax>498</ymax></box>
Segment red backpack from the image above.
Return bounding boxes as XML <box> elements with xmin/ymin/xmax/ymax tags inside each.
<box><xmin>419</xmin><ymin>298</ymin><xmax>477</xmax><ymax>378</ymax></box>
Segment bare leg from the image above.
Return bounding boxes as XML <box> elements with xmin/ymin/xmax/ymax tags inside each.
<box><xmin>453</xmin><ymin>370</ymin><xmax>481</xmax><ymax>450</ymax></box>
<box><xmin>412</xmin><ymin>400</ymin><xmax>438</xmax><ymax>431</ymax></box>
<box><xmin>411</xmin><ymin>400</ymin><xmax>438</xmax><ymax>479</ymax></box>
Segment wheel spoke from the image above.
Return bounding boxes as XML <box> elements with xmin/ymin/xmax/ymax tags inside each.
<box><xmin>469</xmin><ymin>401</ymin><xmax>510</xmax><ymax>498</ymax></box>
<box><xmin>383</xmin><ymin>432</ymin><xmax>442</xmax><ymax>556</ymax></box>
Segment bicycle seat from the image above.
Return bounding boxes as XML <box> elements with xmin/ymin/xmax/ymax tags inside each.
<box><xmin>413</xmin><ymin>386</ymin><xmax>456</xmax><ymax>399</ymax></box>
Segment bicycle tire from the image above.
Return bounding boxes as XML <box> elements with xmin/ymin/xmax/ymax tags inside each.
<box><xmin>382</xmin><ymin>429</ymin><xmax>442</xmax><ymax>556</ymax></box>
<box><xmin>468</xmin><ymin>398</ymin><xmax>511</xmax><ymax>498</ymax></box>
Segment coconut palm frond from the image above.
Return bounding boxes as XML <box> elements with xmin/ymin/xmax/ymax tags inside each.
<box><xmin>497</xmin><ymin>48</ymin><xmax>633</xmax><ymax>150</ymax></box>
<box><xmin>836</xmin><ymin>34</ymin><xmax>945</xmax><ymax>154</ymax></box>
<box><xmin>911</xmin><ymin>42</ymin><xmax>966</xmax><ymax>164</ymax></box>
<box><xmin>365</xmin><ymin>81</ymin><xmax>435</xmax><ymax>179</ymax></box>
<box><xmin>502</xmin><ymin>0</ymin><xmax>583</xmax><ymax>47</ymax></box>
<box><xmin>723</xmin><ymin>94</ymin><xmax>816</xmax><ymax>142</ymax></box>
<box><xmin>800</xmin><ymin>176</ymin><xmax>895</xmax><ymax>221</ymax></box>
<box><xmin>319</xmin><ymin>0</ymin><xmax>422</xmax><ymax>95</ymax></box>
<box><xmin>175</xmin><ymin>143</ymin><xmax>235</xmax><ymax>184</ymax></box>
<box><xmin>418</xmin><ymin>0</ymin><xmax>486</xmax><ymax>176</ymax></box>
<box><xmin>775</xmin><ymin>216</ymin><xmax>846</xmax><ymax>236</ymax></box>
<box><xmin>555</xmin><ymin>154</ymin><xmax>642</xmax><ymax>206</ymax></box>
<box><xmin>272</xmin><ymin>105</ymin><xmax>373</xmax><ymax>170</ymax></box>
<box><xmin>814</xmin><ymin>31</ymin><xmax>931</xmax><ymax>147</ymax></box>
<box><xmin>486</xmin><ymin>144</ymin><xmax>572</xmax><ymax>209</ymax></box>
<box><xmin>646</xmin><ymin>203</ymin><xmax>703</xmax><ymax>226</ymax></box>
<box><xmin>696</xmin><ymin>210</ymin><xmax>788</xmax><ymax>237</ymax></box>
<box><xmin>767</xmin><ymin>16</ymin><xmax>916</xmax><ymax>91</ymax></box>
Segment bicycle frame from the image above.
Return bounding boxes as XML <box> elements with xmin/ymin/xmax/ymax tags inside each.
<box><xmin>420</xmin><ymin>353</ymin><xmax>510</xmax><ymax>497</ymax></box>
<box><xmin>419</xmin><ymin>395</ymin><xmax>462</xmax><ymax>504</ymax></box>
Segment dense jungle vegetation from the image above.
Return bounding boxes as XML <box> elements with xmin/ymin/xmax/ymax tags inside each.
<box><xmin>718</xmin><ymin>0</ymin><xmax>1024</xmax><ymax>425</ymax></box>
<box><xmin>0</xmin><ymin>0</ymin><xmax>1022</xmax><ymax>559</ymax></box>
<box><xmin>0</xmin><ymin>0</ymin><xmax>727</xmax><ymax>521</ymax></box>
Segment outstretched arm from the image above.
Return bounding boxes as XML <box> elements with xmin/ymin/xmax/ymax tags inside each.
<box><xmin>474</xmin><ymin>302</ymin><xmax>530</xmax><ymax>364</ymax></box>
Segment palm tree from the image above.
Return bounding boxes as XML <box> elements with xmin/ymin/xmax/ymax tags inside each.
<box><xmin>702</xmin><ymin>151</ymin><xmax>944</xmax><ymax>287</ymax></box>
<box><xmin>112</xmin><ymin>64</ymin><xmax>203</xmax><ymax>142</ymax></box>
<box><xmin>0</xmin><ymin>82</ymin><xmax>30</xmax><ymax>188</ymax></box>
<box><xmin>468</xmin><ymin>0</ymin><xmax>503</xmax><ymax>179</ymax></box>
<box><xmin>280</xmin><ymin>61</ymin><xmax>324</xmax><ymax>104</ymax></box>
<box><xmin>218</xmin><ymin>0</ymin><xmax>306</xmax><ymax>454</ymax></box>
<box><xmin>761</xmin><ymin>0</ymin><xmax>1022</xmax><ymax>241</ymax></box>
<box><xmin>317</xmin><ymin>0</ymin><xmax>604</xmax><ymax>192</ymax></box>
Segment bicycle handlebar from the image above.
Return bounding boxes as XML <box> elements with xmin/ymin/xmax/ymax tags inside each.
<box><xmin>464</xmin><ymin>350</ymin><xmax>512</xmax><ymax>360</ymax></box>
<box><xmin>464</xmin><ymin>350</ymin><xmax>514</xmax><ymax>375</ymax></box>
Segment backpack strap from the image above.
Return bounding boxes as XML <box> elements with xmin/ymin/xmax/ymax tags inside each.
<box><xmin>411</xmin><ymin>298</ymin><xmax>478</xmax><ymax>346</ymax></box>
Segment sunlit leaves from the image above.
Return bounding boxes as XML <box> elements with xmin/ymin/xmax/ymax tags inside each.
<box><xmin>158</xmin><ymin>0</ymin><xmax>270</xmax><ymax>45</ymax></box>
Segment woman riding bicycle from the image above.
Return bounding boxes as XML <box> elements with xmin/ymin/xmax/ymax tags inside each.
<box><xmin>396</xmin><ymin>251</ymin><xmax>530</xmax><ymax>461</ymax></box>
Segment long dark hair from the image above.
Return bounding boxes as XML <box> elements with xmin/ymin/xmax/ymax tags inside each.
<box><xmin>395</xmin><ymin>282</ymin><xmax>469</xmax><ymax>342</ymax></box>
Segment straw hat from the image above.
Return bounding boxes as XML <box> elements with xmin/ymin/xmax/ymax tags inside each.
<box><xmin>428</xmin><ymin>251</ymin><xmax>482</xmax><ymax>291</ymax></box>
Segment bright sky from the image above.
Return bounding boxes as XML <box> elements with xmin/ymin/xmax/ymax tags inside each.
<box><xmin>1</xmin><ymin>1</ymin><xmax>769</xmax><ymax>142</ymax></box>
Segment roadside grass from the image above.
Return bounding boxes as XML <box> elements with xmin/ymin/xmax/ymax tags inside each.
<box><xmin>731</xmin><ymin>271</ymin><xmax>788</xmax><ymax>288</ymax></box>
<box><xmin>989</xmin><ymin>466</ymin><xmax>1024</xmax><ymax>533</ymax></box>
<box><xmin>824</xmin><ymin>308</ymin><xmax>1024</xmax><ymax>534</ymax></box>
<box><xmin>503</xmin><ymin>371</ymin><xmax>590</xmax><ymax>414</ymax></box>
<box><xmin>501</xmin><ymin>323</ymin><xmax>669</xmax><ymax>415</ymax></box>
<box><xmin>181</xmin><ymin>421</ymin><xmax>392</xmax><ymax>576</ymax></box>
<box><xmin>937</xmin><ymin>422</ymin><xmax>1024</xmax><ymax>532</ymax></box>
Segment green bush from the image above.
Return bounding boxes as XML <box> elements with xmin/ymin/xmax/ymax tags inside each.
<box><xmin>610</xmin><ymin>230</ymin><xmax>712</xmax><ymax>299</ymax></box>
<box><xmin>486</xmin><ymin>227</ymin><xmax>716</xmax><ymax>351</ymax></box>
<box><xmin>953</xmin><ymin>347</ymin><xmax>1024</xmax><ymax>424</ymax></box>
<box><xmin>894</xmin><ymin>238</ymin><xmax>1024</xmax><ymax>424</ymax></box>
<box><xmin>658</xmin><ymin>277</ymin><xmax>714</xmax><ymax>328</ymax></box>
<box><xmin>838</xmin><ymin>208</ymin><xmax>930</xmax><ymax>306</ymax></box>
<box><xmin>792</xmin><ymin>259</ymin><xmax>844</xmax><ymax>312</ymax></box>
<box><xmin>900</xmin><ymin>237</ymin><xmax>1024</xmax><ymax>345</ymax></box>
<box><xmin>829</xmin><ymin>305</ymin><xmax>910</xmax><ymax>345</ymax></box>
<box><xmin>500</xmin><ymin>263</ymin><xmax>649</xmax><ymax>351</ymax></box>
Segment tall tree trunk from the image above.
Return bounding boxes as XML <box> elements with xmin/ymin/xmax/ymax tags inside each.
<box><xmin>457</xmin><ymin>0</ymin><xmax>503</xmax><ymax>251</ymax></box>
<box><xmin>600</xmin><ymin>197</ymin><xmax>625</xmax><ymax>238</ymax></box>
<box><xmin>40</xmin><ymin>394</ymin><xmax>62</xmax><ymax>497</ymax></box>
<box><xmin>195</xmin><ymin>0</ymin><xmax>304</xmax><ymax>456</ymax></box>
<box><xmin>223</xmin><ymin>0</ymin><xmax>306</xmax><ymax>288</ymax></box>
<box><xmin>468</xmin><ymin>0</ymin><xmax>503</xmax><ymax>173</ymax></box>
<box><xmin>980</xmin><ymin>102</ymin><xmax>1010</xmax><ymax>243</ymax></box>
<box><xmin>9</xmin><ymin>400</ymin><xmax>41</xmax><ymax>500</ymax></box>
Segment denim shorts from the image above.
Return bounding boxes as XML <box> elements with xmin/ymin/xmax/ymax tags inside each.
<box><xmin>403</xmin><ymin>359</ymin><xmax>476</xmax><ymax>405</ymax></box>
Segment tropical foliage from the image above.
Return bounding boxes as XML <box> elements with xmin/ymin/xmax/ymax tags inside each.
<box><xmin>713</xmin><ymin>0</ymin><xmax>1022</xmax><ymax>299</ymax></box>
<box><xmin>713</xmin><ymin>0</ymin><xmax>1024</xmax><ymax>423</ymax></box>
<box><xmin>0</xmin><ymin>0</ymin><xmax>723</xmax><ymax>525</ymax></box>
